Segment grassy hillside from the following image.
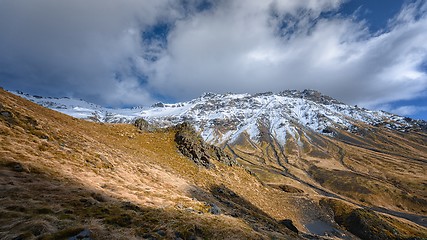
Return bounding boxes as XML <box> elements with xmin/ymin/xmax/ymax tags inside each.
<box><xmin>226</xmin><ymin>119</ymin><xmax>427</xmax><ymax>216</ymax></box>
<box><xmin>0</xmin><ymin>89</ymin><xmax>302</xmax><ymax>239</ymax></box>
<box><xmin>1</xmin><ymin>88</ymin><xmax>426</xmax><ymax>240</ymax></box>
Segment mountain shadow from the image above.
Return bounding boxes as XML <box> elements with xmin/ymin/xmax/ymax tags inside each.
<box><xmin>0</xmin><ymin>159</ymin><xmax>279</xmax><ymax>240</ymax></box>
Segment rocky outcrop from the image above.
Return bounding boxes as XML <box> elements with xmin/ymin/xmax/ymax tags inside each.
<box><xmin>133</xmin><ymin>120</ymin><xmax>237</xmax><ymax>168</ymax></box>
<box><xmin>279</xmin><ymin>219</ymin><xmax>299</xmax><ymax>233</ymax></box>
<box><xmin>320</xmin><ymin>198</ymin><xmax>420</xmax><ymax>240</ymax></box>
<box><xmin>174</xmin><ymin>123</ymin><xmax>237</xmax><ymax>168</ymax></box>
<box><xmin>134</xmin><ymin>118</ymin><xmax>156</xmax><ymax>132</ymax></box>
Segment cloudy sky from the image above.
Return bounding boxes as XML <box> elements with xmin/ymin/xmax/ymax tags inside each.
<box><xmin>1</xmin><ymin>0</ymin><xmax>427</xmax><ymax>120</ymax></box>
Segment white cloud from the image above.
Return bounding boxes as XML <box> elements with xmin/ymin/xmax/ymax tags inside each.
<box><xmin>1</xmin><ymin>0</ymin><xmax>427</xmax><ymax>112</ymax></box>
<box><xmin>145</xmin><ymin>0</ymin><xmax>427</xmax><ymax>109</ymax></box>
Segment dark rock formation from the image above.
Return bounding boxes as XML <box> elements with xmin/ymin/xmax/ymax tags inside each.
<box><xmin>278</xmin><ymin>89</ymin><xmax>344</xmax><ymax>105</ymax></box>
<box><xmin>321</xmin><ymin>198</ymin><xmax>409</xmax><ymax>240</ymax></box>
<box><xmin>151</xmin><ymin>102</ymin><xmax>165</xmax><ymax>108</ymax></box>
<box><xmin>134</xmin><ymin>118</ymin><xmax>156</xmax><ymax>132</ymax></box>
<box><xmin>174</xmin><ymin>123</ymin><xmax>237</xmax><ymax>168</ymax></box>
<box><xmin>279</xmin><ymin>219</ymin><xmax>299</xmax><ymax>233</ymax></box>
<box><xmin>277</xmin><ymin>184</ymin><xmax>304</xmax><ymax>194</ymax></box>
<box><xmin>68</xmin><ymin>229</ymin><xmax>92</xmax><ymax>240</ymax></box>
<box><xmin>342</xmin><ymin>209</ymin><xmax>398</xmax><ymax>240</ymax></box>
<box><xmin>208</xmin><ymin>203</ymin><xmax>221</xmax><ymax>215</ymax></box>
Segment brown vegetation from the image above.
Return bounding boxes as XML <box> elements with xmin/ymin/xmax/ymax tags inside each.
<box><xmin>0</xmin><ymin>88</ymin><xmax>426</xmax><ymax>239</ymax></box>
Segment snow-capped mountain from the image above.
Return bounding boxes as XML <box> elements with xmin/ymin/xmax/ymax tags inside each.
<box><xmin>14</xmin><ymin>90</ymin><xmax>426</xmax><ymax>145</ymax></box>
<box><xmin>138</xmin><ymin>90</ymin><xmax>427</xmax><ymax>145</ymax></box>
<box><xmin>12</xmin><ymin>91</ymin><xmax>142</xmax><ymax>123</ymax></box>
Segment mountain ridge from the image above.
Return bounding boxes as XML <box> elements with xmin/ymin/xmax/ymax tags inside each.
<box><xmin>13</xmin><ymin>90</ymin><xmax>427</xmax><ymax>138</ymax></box>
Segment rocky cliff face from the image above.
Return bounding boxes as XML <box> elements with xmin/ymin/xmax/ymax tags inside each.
<box><xmin>173</xmin><ymin>122</ymin><xmax>237</xmax><ymax>168</ymax></box>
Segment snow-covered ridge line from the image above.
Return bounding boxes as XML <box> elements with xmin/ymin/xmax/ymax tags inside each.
<box><xmin>12</xmin><ymin>91</ymin><xmax>143</xmax><ymax>123</ymax></box>
<box><xmin>138</xmin><ymin>91</ymin><xmax>424</xmax><ymax>144</ymax></box>
<box><xmin>12</xmin><ymin>90</ymin><xmax>426</xmax><ymax>145</ymax></box>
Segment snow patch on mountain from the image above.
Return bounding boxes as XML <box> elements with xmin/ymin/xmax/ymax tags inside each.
<box><xmin>13</xmin><ymin>91</ymin><xmax>143</xmax><ymax>123</ymax></box>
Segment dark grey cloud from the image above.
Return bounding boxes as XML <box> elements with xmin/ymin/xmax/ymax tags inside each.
<box><xmin>1</xmin><ymin>0</ymin><xmax>427</xmax><ymax>111</ymax></box>
<box><xmin>0</xmin><ymin>0</ymin><xmax>177</xmax><ymax>106</ymax></box>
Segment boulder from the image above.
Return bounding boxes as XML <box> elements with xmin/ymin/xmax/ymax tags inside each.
<box><xmin>279</xmin><ymin>219</ymin><xmax>299</xmax><ymax>233</ymax></box>
<box><xmin>134</xmin><ymin>118</ymin><xmax>156</xmax><ymax>132</ymax></box>
<box><xmin>208</xmin><ymin>203</ymin><xmax>221</xmax><ymax>215</ymax></box>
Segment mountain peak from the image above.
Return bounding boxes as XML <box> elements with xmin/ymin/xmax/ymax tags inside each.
<box><xmin>199</xmin><ymin>90</ymin><xmax>344</xmax><ymax>106</ymax></box>
<box><xmin>277</xmin><ymin>89</ymin><xmax>344</xmax><ymax>105</ymax></box>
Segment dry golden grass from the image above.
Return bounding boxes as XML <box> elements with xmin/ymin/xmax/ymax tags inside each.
<box><xmin>0</xmin><ymin>89</ymin><xmax>303</xmax><ymax>239</ymax></box>
<box><xmin>1</xmin><ymin>88</ymin><xmax>426</xmax><ymax>239</ymax></box>
<box><xmin>227</xmin><ymin>117</ymin><xmax>427</xmax><ymax>217</ymax></box>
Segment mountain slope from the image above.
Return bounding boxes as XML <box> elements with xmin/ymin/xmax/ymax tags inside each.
<box><xmin>137</xmin><ymin>91</ymin><xmax>427</xmax><ymax>230</ymax></box>
<box><xmin>5</xmin><ymin>89</ymin><xmax>427</xmax><ymax>239</ymax></box>
<box><xmin>1</xmin><ymin>89</ymin><xmax>304</xmax><ymax>239</ymax></box>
